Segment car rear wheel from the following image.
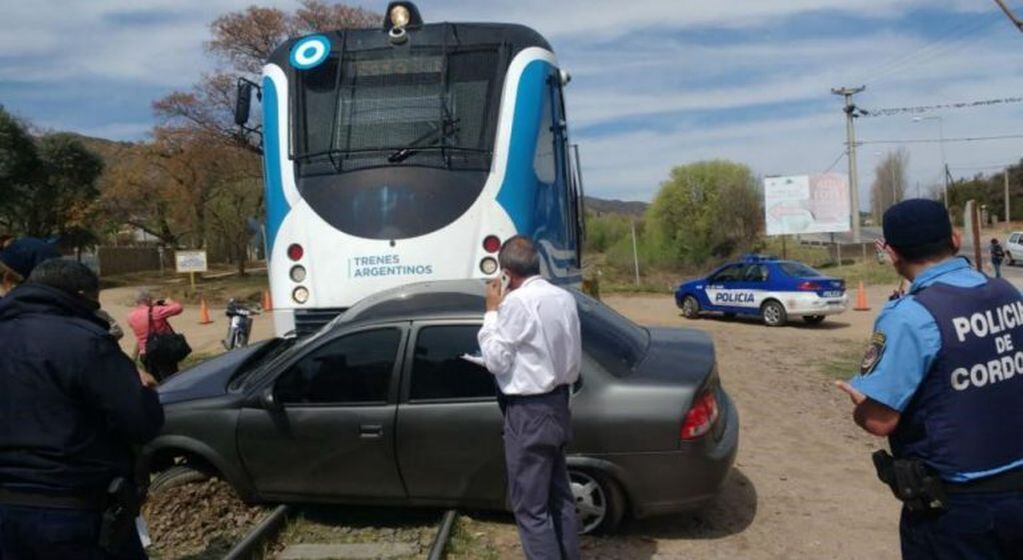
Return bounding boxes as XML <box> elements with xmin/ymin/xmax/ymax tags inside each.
<box><xmin>1009</xmin><ymin>251</ymin><xmax>1015</xmax><ymax>266</ymax></box>
<box><xmin>761</xmin><ymin>300</ymin><xmax>788</xmax><ymax>327</ymax></box>
<box><xmin>569</xmin><ymin>468</ymin><xmax>624</xmax><ymax>535</ymax></box>
<box><xmin>149</xmin><ymin>465</ymin><xmax>210</xmax><ymax>494</ymax></box>
<box><xmin>681</xmin><ymin>295</ymin><xmax>701</xmax><ymax>319</ymax></box>
<box><xmin>803</xmin><ymin>315</ymin><xmax>826</xmax><ymax>325</ymax></box>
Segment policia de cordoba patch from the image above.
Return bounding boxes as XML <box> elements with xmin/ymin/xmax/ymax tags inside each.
<box><xmin>860</xmin><ymin>332</ymin><xmax>887</xmax><ymax>375</ymax></box>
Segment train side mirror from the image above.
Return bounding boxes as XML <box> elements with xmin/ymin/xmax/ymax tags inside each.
<box><xmin>235</xmin><ymin>81</ymin><xmax>253</xmax><ymax>126</ymax></box>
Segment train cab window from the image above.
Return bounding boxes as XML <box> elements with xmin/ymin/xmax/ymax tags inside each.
<box><xmin>275</xmin><ymin>329</ymin><xmax>401</xmax><ymax>405</ymax></box>
<box><xmin>409</xmin><ymin>325</ymin><xmax>496</xmax><ymax>401</ymax></box>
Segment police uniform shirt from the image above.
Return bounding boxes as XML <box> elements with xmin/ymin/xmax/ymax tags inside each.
<box><xmin>849</xmin><ymin>257</ymin><xmax>1023</xmax><ymax>481</ymax></box>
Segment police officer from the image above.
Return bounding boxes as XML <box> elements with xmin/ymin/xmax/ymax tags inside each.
<box><xmin>837</xmin><ymin>199</ymin><xmax>1023</xmax><ymax>559</ymax></box>
<box><xmin>0</xmin><ymin>259</ymin><xmax>164</xmax><ymax>558</ymax></box>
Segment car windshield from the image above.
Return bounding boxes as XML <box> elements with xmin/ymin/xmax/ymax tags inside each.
<box><xmin>573</xmin><ymin>291</ymin><xmax>650</xmax><ymax>376</ymax></box>
<box><xmin>295</xmin><ymin>46</ymin><xmax>499</xmax><ymax>174</ymax></box>
<box><xmin>779</xmin><ymin>261</ymin><xmax>823</xmax><ymax>278</ymax></box>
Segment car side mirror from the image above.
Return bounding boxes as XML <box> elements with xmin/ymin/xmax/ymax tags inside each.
<box><xmin>261</xmin><ymin>386</ymin><xmax>281</xmax><ymax>411</ymax></box>
<box><xmin>235</xmin><ymin>81</ymin><xmax>253</xmax><ymax>126</ymax></box>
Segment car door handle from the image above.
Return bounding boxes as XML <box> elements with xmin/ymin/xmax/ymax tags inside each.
<box><xmin>359</xmin><ymin>424</ymin><xmax>384</xmax><ymax>439</ymax></box>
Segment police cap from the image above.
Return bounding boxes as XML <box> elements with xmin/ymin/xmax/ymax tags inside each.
<box><xmin>882</xmin><ymin>199</ymin><xmax>952</xmax><ymax>251</ymax></box>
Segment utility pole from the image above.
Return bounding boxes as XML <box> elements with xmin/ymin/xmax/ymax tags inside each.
<box><xmin>832</xmin><ymin>86</ymin><xmax>865</xmax><ymax>242</ymax></box>
<box><xmin>993</xmin><ymin>0</ymin><xmax>1023</xmax><ymax>32</ymax></box>
<box><xmin>1006</xmin><ymin>167</ymin><xmax>1012</xmax><ymax>223</ymax></box>
<box><xmin>630</xmin><ymin>219</ymin><xmax>640</xmax><ymax>286</ymax></box>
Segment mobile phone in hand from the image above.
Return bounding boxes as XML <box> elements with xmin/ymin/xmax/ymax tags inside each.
<box><xmin>499</xmin><ymin>272</ymin><xmax>510</xmax><ymax>296</ymax></box>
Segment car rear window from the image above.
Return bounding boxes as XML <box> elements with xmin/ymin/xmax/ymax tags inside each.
<box><xmin>778</xmin><ymin>261</ymin><xmax>822</xmax><ymax>278</ymax></box>
<box><xmin>573</xmin><ymin>291</ymin><xmax>649</xmax><ymax>377</ymax></box>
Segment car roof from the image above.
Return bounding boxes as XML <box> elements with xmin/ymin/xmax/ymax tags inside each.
<box><xmin>334</xmin><ymin>279</ymin><xmax>489</xmax><ymax>327</ymax></box>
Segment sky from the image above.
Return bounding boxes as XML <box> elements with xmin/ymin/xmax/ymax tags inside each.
<box><xmin>3</xmin><ymin>0</ymin><xmax>1023</xmax><ymax>205</ymax></box>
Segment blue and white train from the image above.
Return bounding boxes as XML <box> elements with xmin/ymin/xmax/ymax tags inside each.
<box><xmin>237</xmin><ymin>2</ymin><xmax>585</xmax><ymax>336</ymax></box>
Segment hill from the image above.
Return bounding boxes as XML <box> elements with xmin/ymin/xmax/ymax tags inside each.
<box><xmin>584</xmin><ymin>196</ymin><xmax>648</xmax><ymax>217</ymax></box>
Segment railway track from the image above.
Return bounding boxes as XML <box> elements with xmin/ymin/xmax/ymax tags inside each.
<box><xmin>221</xmin><ymin>506</ymin><xmax>458</xmax><ymax>560</ymax></box>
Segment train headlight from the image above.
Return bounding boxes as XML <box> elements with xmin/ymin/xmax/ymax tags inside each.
<box><xmin>289</xmin><ymin>265</ymin><xmax>307</xmax><ymax>283</ymax></box>
<box><xmin>480</xmin><ymin>257</ymin><xmax>498</xmax><ymax>275</ymax></box>
<box><xmin>389</xmin><ymin>5</ymin><xmax>411</xmax><ymax>28</ymax></box>
<box><xmin>292</xmin><ymin>286</ymin><xmax>309</xmax><ymax>304</ymax></box>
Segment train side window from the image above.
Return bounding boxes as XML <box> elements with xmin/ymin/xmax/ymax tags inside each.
<box><xmin>533</xmin><ymin>77</ymin><xmax>556</xmax><ymax>185</ymax></box>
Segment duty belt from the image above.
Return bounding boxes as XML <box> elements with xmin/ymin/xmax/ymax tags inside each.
<box><xmin>0</xmin><ymin>487</ymin><xmax>105</xmax><ymax>510</ymax></box>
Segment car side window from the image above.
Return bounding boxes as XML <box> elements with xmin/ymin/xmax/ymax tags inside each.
<box><xmin>275</xmin><ymin>328</ymin><xmax>401</xmax><ymax>405</ymax></box>
<box><xmin>710</xmin><ymin>265</ymin><xmax>742</xmax><ymax>283</ymax></box>
<box><xmin>743</xmin><ymin>264</ymin><xmax>768</xmax><ymax>282</ymax></box>
<box><xmin>1011</xmin><ymin>233</ymin><xmax>1020</xmax><ymax>244</ymax></box>
<box><xmin>410</xmin><ymin>325</ymin><xmax>496</xmax><ymax>401</ymax></box>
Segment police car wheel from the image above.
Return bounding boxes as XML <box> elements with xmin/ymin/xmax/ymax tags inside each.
<box><xmin>761</xmin><ymin>300</ymin><xmax>787</xmax><ymax>327</ymax></box>
<box><xmin>803</xmin><ymin>315</ymin><xmax>826</xmax><ymax>325</ymax></box>
<box><xmin>681</xmin><ymin>295</ymin><xmax>700</xmax><ymax>319</ymax></box>
<box><xmin>1008</xmin><ymin>251</ymin><xmax>1015</xmax><ymax>265</ymax></box>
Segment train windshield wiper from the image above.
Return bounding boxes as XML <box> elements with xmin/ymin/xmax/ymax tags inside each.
<box><xmin>388</xmin><ymin>118</ymin><xmax>460</xmax><ymax>163</ymax></box>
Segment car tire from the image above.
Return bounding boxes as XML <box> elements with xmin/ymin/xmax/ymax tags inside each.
<box><xmin>803</xmin><ymin>315</ymin><xmax>826</xmax><ymax>325</ymax></box>
<box><xmin>761</xmin><ymin>300</ymin><xmax>788</xmax><ymax>327</ymax></box>
<box><xmin>149</xmin><ymin>465</ymin><xmax>210</xmax><ymax>494</ymax></box>
<box><xmin>680</xmin><ymin>295</ymin><xmax>701</xmax><ymax>319</ymax></box>
<box><xmin>1008</xmin><ymin>252</ymin><xmax>1015</xmax><ymax>266</ymax></box>
<box><xmin>569</xmin><ymin>468</ymin><xmax>625</xmax><ymax>535</ymax></box>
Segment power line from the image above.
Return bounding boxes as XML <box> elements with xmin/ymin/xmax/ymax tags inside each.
<box><xmin>860</xmin><ymin>133</ymin><xmax>1023</xmax><ymax>145</ymax></box>
<box><xmin>859</xmin><ymin>96</ymin><xmax>1023</xmax><ymax>117</ymax></box>
<box><xmin>822</xmin><ymin>151</ymin><xmax>845</xmax><ymax>174</ymax></box>
<box><xmin>856</xmin><ymin>12</ymin><xmax>1002</xmax><ymax>86</ymax></box>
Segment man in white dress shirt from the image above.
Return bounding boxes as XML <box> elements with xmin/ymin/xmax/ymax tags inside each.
<box><xmin>477</xmin><ymin>236</ymin><xmax>581</xmax><ymax>560</ymax></box>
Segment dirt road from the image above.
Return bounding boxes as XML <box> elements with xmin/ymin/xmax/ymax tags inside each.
<box><xmin>103</xmin><ymin>285</ymin><xmax>905</xmax><ymax>559</ymax></box>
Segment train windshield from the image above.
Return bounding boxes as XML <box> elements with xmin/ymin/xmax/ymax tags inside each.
<box><xmin>295</xmin><ymin>47</ymin><xmax>499</xmax><ymax>174</ymax></box>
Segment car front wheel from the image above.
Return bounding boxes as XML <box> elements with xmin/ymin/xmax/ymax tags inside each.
<box><xmin>681</xmin><ymin>295</ymin><xmax>701</xmax><ymax>319</ymax></box>
<box><xmin>761</xmin><ymin>300</ymin><xmax>788</xmax><ymax>327</ymax></box>
<box><xmin>569</xmin><ymin>468</ymin><xmax>624</xmax><ymax>535</ymax></box>
<box><xmin>1009</xmin><ymin>251</ymin><xmax>1015</xmax><ymax>266</ymax></box>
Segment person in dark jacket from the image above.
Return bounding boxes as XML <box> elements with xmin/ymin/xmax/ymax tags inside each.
<box><xmin>0</xmin><ymin>259</ymin><xmax>165</xmax><ymax>559</ymax></box>
<box><xmin>990</xmin><ymin>238</ymin><xmax>1006</xmax><ymax>278</ymax></box>
<box><xmin>0</xmin><ymin>236</ymin><xmax>60</xmax><ymax>297</ymax></box>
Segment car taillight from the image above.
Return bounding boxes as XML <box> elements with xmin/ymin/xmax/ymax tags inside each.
<box><xmin>797</xmin><ymin>281</ymin><xmax>820</xmax><ymax>291</ymax></box>
<box><xmin>287</xmin><ymin>244</ymin><xmax>304</xmax><ymax>261</ymax></box>
<box><xmin>681</xmin><ymin>391</ymin><xmax>719</xmax><ymax>440</ymax></box>
<box><xmin>483</xmin><ymin>235</ymin><xmax>501</xmax><ymax>253</ymax></box>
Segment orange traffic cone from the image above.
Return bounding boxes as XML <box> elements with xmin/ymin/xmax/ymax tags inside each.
<box><xmin>198</xmin><ymin>297</ymin><xmax>213</xmax><ymax>324</ymax></box>
<box><xmin>262</xmin><ymin>289</ymin><xmax>273</xmax><ymax>312</ymax></box>
<box><xmin>853</xmin><ymin>281</ymin><xmax>870</xmax><ymax>311</ymax></box>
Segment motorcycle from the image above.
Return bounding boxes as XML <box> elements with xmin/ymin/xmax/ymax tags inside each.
<box><xmin>222</xmin><ymin>299</ymin><xmax>261</xmax><ymax>350</ymax></box>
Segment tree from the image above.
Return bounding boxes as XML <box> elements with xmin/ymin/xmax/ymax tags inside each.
<box><xmin>0</xmin><ymin>106</ymin><xmax>41</xmax><ymax>228</ymax></box>
<box><xmin>154</xmin><ymin>1</ymin><xmax>379</xmax><ymax>153</ymax></box>
<box><xmin>870</xmin><ymin>149</ymin><xmax>909</xmax><ymax>222</ymax></box>
<box><xmin>645</xmin><ymin>160</ymin><xmax>763</xmax><ymax>266</ymax></box>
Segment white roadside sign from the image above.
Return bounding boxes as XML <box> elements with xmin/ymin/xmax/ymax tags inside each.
<box><xmin>175</xmin><ymin>250</ymin><xmax>208</xmax><ymax>273</ymax></box>
<box><xmin>764</xmin><ymin>173</ymin><xmax>851</xmax><ymax>236</ymax></box>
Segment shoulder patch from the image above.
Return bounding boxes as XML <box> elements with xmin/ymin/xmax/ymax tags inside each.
<box><xmin>860</xmin><ymin>331</ymin><xmax>887</xmax><ymax>375</ymax></box>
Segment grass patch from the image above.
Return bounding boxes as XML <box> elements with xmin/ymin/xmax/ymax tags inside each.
<box><xmin>180</xmin><ymin>352</ymin><xmax>217</xmax><ymax>370</ymax></box>
<box><xmin>446</xmin><ymin>515</ymin><xmax>501</xmax><ymax>560</ymax></box>
<box><xmin>819</xmin><ymin>260</ymin><xmax>902</xmax><ymax>287</ymax></box>
<box><xmin>820</xmin><ymin>343</ymin><xmax>866</xmax><ymax>380</ymax></box>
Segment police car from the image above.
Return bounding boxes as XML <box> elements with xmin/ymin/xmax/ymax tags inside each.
<box><xmin>675</xmin><ymin>255</ymin><xmax>848</xmax><ymax>326</ymax></box>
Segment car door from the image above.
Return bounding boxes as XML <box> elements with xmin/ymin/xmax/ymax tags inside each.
<box><xmin>733</xmin><ymin>263</ymin><xmax>770</xmax><ymax>312</ymax></box>
<box><xmin>236</xmin><ymin>326</ymin><xmax>408</xmax><ymax>500</ymax></box>
<box><xmin>1009</xmin><ymin>233</ymin><xmax>1022</xmax><ymax>260</ymax></box>
<box><xmin>395</xmin><ymin>321</ymin><xmax>507</xmax><ymax>508</ymax></box>
<box><xmin>703</xmin><ymin>264</ymin><xmax>745</xmax><ymax>311</ymax></box>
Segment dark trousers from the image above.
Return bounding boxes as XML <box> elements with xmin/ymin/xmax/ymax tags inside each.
<box><xmin>900</xmin><ymin>491</ymin><xmax>1023</xmax><ymax>559</ymax></box>
<box><xmin>0</xmin><ymin>504</ymin><xmax>146</xmax><ymax>560</ymax></box>
<box><xmin>502</xmin><ymin>386</ymin><xmax>580</xmax><ymax>560</ymax></box>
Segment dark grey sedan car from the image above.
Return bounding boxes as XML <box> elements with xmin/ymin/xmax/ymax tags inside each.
<box><xmin>144</xmin><ymin>281</ymin><xmax>738</xmax><ymax>534</ymax></box>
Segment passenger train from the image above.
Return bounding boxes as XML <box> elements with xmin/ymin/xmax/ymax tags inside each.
<box><xmin>237</xmin><ymin>1</ymin><xmax>585</xmax><ymax>336</ymax></box>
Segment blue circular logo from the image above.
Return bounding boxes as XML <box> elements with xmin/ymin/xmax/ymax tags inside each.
<box><xmin>289</xmin><ymin>35</ymin><xmax>331</xmax><ymax>70</ymax></box>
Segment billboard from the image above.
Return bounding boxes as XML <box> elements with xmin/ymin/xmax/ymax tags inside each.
<box><xmin>764</xmin><ymin>173</ymin><xmax>851</xmax><ymax>235</ymax></box>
